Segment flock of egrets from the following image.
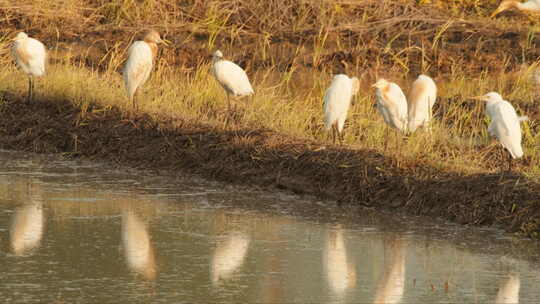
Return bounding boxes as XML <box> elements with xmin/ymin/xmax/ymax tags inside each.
<box><xmin>9</xmin><ymin>0</ymin><xmax>537</xmax><ymax>169</ymax></box>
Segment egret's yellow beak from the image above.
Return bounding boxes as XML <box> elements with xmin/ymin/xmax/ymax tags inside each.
<box><xmin>470</xmin><ymin>95</ymin><xmax>487</xmax><ymax>101</ymax></box>
<box><xmin>491</xmin><ymin>7</ymin><xmax>504</xmax><ymax>18</ymax></box>
<box><xmin>371</xmin><ymin>83</ymin><xmax>378</xmax><ymax>88</ymax></box>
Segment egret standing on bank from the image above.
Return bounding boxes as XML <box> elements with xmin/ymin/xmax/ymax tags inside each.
<box><xmin>123</xmin><ymin>30</ymin><xmax>167</xmax><ymax>110</ymax></box>
<box><xmin>491</xmin><ymin>0</ymin><xmax>540</xmax><ymax>17</ymax></box>
<box><xmin>372</xmin><ymin>78</ymin><xmax>408</xmax><ymax>150</ymax></box>
<box><xmin>211</xmin><ymin>50</ymin><xmax>254</xmax><ymax>111</ymax></box>
<box><xmin>471</xmin><ymin>92</ymin><xmax>527</xmax><ymax>169</ymax></box>
<box><xmin>323</xmin><ymin>74</ymin><xmax>360</xmax><ymax>145</ymax></box>
<box><xmin>11</xmin><ymin>32</ymin><xmax>46</xmax><ymax>103</ymax></box>
<box><xmin>407</xmin><ymin>74</ymin><xmax>437</xmax><ymax>133</ymax></box>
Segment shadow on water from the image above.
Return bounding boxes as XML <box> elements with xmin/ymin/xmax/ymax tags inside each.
<box><xmin>0</xmin><ymin>92</ymin><xmax>539</xmax><ymax>239</ymax></box>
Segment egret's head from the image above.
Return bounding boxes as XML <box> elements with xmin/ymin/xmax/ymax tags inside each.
<box><xmin>372</xmin><ymin>78</ymin><xmax>389</xmax><ymax>90</ymax></box>
<box><xmin>143</xmin><ymin>30</ymin><xmax>167</xmax><ymax>45</ymax></box>
<box><xmin>213</xmin><ymin>50</ymin><xmax>224</xmax><ymax>61</ymax></box>
<box><xmin>417</xmin><ymin>74</ymin><xmax>430</xmax><ymax>81</ymax></box>
<box><xmin>471</xmin><ymin>92</ymin><xmax>504</xmax><ymax>104</ymax></box>
<box><xmin>351</xmin><ymin>77</ymin><xmax>360</xmax><ymax>96</ymax></box>
<box><xmin>13</xmin><ymin>32</ymin><xmax>28</xmax><ymax>41</ymax></box>
<box><xmin>491</xmin><ymin>1</ymin><xmax>519</xmax><ymax>17</ymax></box>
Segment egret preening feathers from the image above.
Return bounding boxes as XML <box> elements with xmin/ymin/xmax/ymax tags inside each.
<box><xmin>323</xmin><ymin>74</ymin><xmax>360</xmax><ymax>145</ymax></box>
<box><xmin>491</xmin><ymin>0</ymin><xmax>540</xmax><ymax>17</ymax></box>
<box><xmin>372</xmin><ymin>78</ymin><xmax>408</xmax><ymax>152</ymax></box>
<box><xmin>211</xmin><ymin>50</ymin><xmax>254</xmax><ymax>110</ymax></box>
<box><xmin>123</xmin><ymin>30</ymin><xmax>167</xmax><ymax>110</ymax></box>
<box><xmin>472</xmin><ymin>92</ymin><xmax>526</xmax><ymax>170</ymax></box>
<box><xmin>11</xmin><ymin>32</ymin><xmax>47</xmax><ymax>103</ymax></box>
<box><xmin>372</xmin><ymin>79</ymin><xmax>408</xmax><ymax>133</ymax></box>
<box><xmin>407</xmin><ymin>75</ymin><xmax>437</xmax><ymax>133</ymax></box>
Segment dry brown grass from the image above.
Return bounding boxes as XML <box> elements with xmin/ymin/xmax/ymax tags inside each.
<box><xmin>0</xmin><ymin>0</ymin><xmax>539</xmax><ymax>181</ymax></box>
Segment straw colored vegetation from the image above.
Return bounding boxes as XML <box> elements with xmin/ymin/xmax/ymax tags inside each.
<box><xmin>0</xmin><ymin>0</ymin><xmax>539</xmax><ymax>181</ymax></box>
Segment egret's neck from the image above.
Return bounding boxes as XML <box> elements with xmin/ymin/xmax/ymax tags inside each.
<box><xmin>374</xmin><ymin>88</ymin><xmax>383</xmax><ymax>98</ymax></box>
<box><xmin>379</xmin><ymin>85</ymin><xmax>391</xmax><ymax>95</ymax></box>
<box><xmin>14</xmin><ymin>37</ymin><xmax>27</xmax><ymax>43</ymax></box>
<box><xmin>520</xmin><ymin>0</ymin><xmax>540</xmax><ymax>11</ymax></box>
<box><xmin>485</xmin><ymin>99</ymin><xmax>500</xmax><ymax>108</ymax></box>
<box><xmin>146</xmin><ymin>42</ymin><xmax>158</xmax><ymax>59</ymax></box>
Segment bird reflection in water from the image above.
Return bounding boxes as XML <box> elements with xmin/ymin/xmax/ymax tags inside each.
<box><xmin>210</xmin><ymin>231</ymin><xmax>250</xmax><ymax>285</ymax></box>
<box><xmin>373</xmin><ymin>238</ymin><xmax>406</xmax><ymax>304</ymax></box>
<box><xmin>10</xmin><ymin>185</ymin><xmax>45</xmax><ymax>256</ymax></box>
<box><xmin>121</xmin><ymin>210</ymin><xmax>157</xmax><ymax>280</ymax></box>
<box><xmin>495</xmin><ymin>273</ymin><xmax>520</xmax><ymax>304</ymax></box>
<box><xmin>323</xmin><ymin>227</ymin><xmax>356</xmax><ymax>300</ymax></box>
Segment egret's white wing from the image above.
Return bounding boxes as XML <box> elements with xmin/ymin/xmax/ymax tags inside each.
<box><xmin>379</xmin><ymin>83</ymin><xmax>408</xmax><ymax>131</ymax></box>
<box><xmin>25</xmin><ymin>38</ymin><xmax>46</xmax><ymax>76</ymax></box>
<box><xmin>12</xmin><ymin>38</ymin><xmax>46</xmax><ymax>77</ymax></box>
<box><xmin>213</xmin><ymin>60</ymin><xmax>254</xmax><ymax>96</ymax></box>
<box><xmin>490</xmin><ymin>101</ymin><xmax>523</xmax><ymax>158</ymax></box>
<box><xmin>123</xmin><ymin>41</ymin><xmax>154</xmax><ymax>98</ymax></box>
<box><xmin>323</xmin><ymin>75</ymin><xmax>353</xmax><ymax>131</ymax></box>
<box><xmin>408</xmin><ymin>76</ymin><xmax>436</xmax><ymax>132</ymax></box>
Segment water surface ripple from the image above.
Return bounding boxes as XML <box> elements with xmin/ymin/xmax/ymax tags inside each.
<box><xmin>0</xmin><ymin>150</ymin><xmax>539</xmax><ymax>303</ymax></box>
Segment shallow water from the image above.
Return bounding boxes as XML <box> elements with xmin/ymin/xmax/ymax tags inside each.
<box><xmin>0</xmin><ymin>150</ymin><xmax>539</xmax><ymax>303</ymax></box>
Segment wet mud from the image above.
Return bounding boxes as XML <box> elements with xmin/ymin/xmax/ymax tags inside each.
<box><xmin>0</xmin><ymin>93</ymin><xmax>538</xmax><ymax>238</ymax></box>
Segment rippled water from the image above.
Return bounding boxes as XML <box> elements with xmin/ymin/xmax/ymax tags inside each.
<box><xmin>0</xmin><ymin>150</ymin><xmax>539</xmax><ymax>303</ymax></box>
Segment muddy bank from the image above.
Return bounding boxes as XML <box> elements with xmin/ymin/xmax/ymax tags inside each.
<box><xmin>0</xmin><ymin>93</ymin><xmax>539</xmax><ymax>238</ymax></box>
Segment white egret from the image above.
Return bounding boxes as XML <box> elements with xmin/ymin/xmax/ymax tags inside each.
<box><xmin>11</xmin><ymin>32</ymin><xmax>47</xmax><ymax>102</ymax></box>
<box><xmin>407</xmin><ymin>74</ymin><xmax>437</xmax><ymax>133</ymax></box>
<box><xmin>123</xmin><ymin>29</ymin><xmax>167</xmax><ymax>110</ymax></box>
<box><xmin>323</xmin><ymin>74</ymin><xmax>360</xmax><ymax>145</ymax></box>
<box><xmin>372</xmin><ymin>78</ymin><xmax>408</xmax><ymax>151</ymax></box>
<box><xmin>472</xmin><ymin>92</ymin><xmax>526</xmax><ymax>169</ymax></box>
<box><xmin>211</xmin><ymin>50</ymin><xmax>254</xmax><ymax>110</ymax></box>
<box><xmin>492</xmin><ymin>0</ymin><xmax>540</xmax><ymax>17</ymax></box>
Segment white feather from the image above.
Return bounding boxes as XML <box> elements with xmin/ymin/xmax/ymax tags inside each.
<box><xmin>323</xmin><ymin>74</ymin><xmax>356</xmax><ymax>133</ymax></box>
<box><xmin>407</xmin><ymin>74</ymin><xmax>437</xmax><ymax>133</ymax></box>
<box><xmin>484</xmin><ymin>92</ymin><xmax>524</xmax><ymax>159</ymax></box>
<box><xmin>374</xmin><ymin>79</ymin><xmax>408</xmax><ymax>132</ymax></box>
<box><xmin>212</xmin><ymin>52</ymin><xmax>254</xmax><ymax>97</ymax></box>
<box><xmin>11</xmin><ymin>32</ymin><xmax>46</xmax><ymax>77</ymax></box>
<box><xmin>123</xmin><ymin>41</ymin><xmax>154</xmax><ymax>100</ymax></box>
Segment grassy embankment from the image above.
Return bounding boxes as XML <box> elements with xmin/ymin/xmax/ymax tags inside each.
<box><xmin>0</xmin><ymin>0</ymin><xmax>540</xmax><ymax>236</ymax></box>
